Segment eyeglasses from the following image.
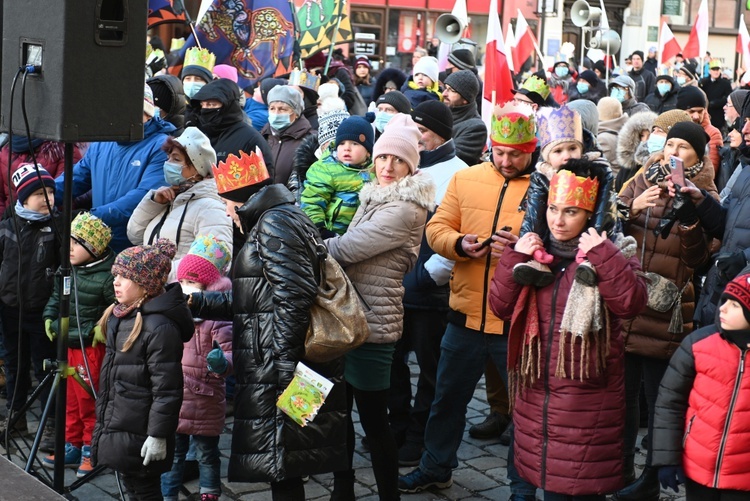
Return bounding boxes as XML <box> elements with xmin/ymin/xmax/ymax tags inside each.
<box><xmin>512</xmin><ymin>97</ymin><xmax>534</xmax><ymax>106</ymax></box>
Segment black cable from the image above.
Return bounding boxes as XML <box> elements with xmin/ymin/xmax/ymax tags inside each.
<box><xmin>5</xmin><ymin>65</ymin><xmax>25</xmax><ymax>456</ymax></box>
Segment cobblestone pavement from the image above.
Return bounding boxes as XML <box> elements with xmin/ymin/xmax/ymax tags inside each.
<box><xmin>0</xmin><ymin>357</ymin><xmax>687</xmax><ymax>500</ymax></box>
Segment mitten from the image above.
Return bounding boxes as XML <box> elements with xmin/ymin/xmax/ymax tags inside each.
<box><xmin>716</xmin><ymin>252</ymin><xmax>747</xmax><ymax>282</ymax></box>
<box><xmin>141</xmin><ymin>436</ymin><xmax>167</xmax><ymax>466</ymax></box>
<box><xmin>207</xmin><ymin>341</ymin><xmax>228</xmax><ymax>374</ymax></box>
<box><xmin>658</xmin><ymin>465</ymin><xmax>686</xmax><ymax>492</ymax></box>
<box><xmin>91</xmin><ymin>325</ymin><xmax>105</xmax><ymax>348</ymax></box>
<box><xmin>44</xmin><ymin>319</ymin><xmax>55</xmax><ymax>342</ymax></box>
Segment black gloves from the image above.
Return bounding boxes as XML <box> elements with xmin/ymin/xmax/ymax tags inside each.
<box><xmin>655</xmin><ymin>191</ymin><xmax>699</xmax><ymax>239</ymax></box>
<box><xmin>658</xmin><ymin>465</ymin><xmax>685</xmax><ymax>493</ymax></box>
<box><xmin>716</xmin><ymin>252</ymin><xmax>747</xmax><ymax>282</ymax></box>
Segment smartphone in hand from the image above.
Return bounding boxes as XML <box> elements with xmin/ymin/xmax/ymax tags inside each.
<box><xmin>669</xmin><ymin>155</ymin><xmax>685</xmax><ymax>187</ymax></box>
<box><xmin>479</xmin><ymin>226</ymin><xmax>512</xmax><ymax>248</ymax></box>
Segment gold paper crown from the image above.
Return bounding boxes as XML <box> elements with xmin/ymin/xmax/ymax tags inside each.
<box><xmin>170</xmin><ymin>37</ymin><xmax>186</xmax><ymax>52</ymax></box>
<box><xmin>212</xmin><ymin>148</ymin><xmax>270</xmax><ymax>195</ymax></box>
<box><xmin>537</xmin><ymin>105</ymin><xmax>583</xmax><ymax>152</ymax></box>
<box><xmin>490</xmin><ymin>102</ymin><xmax>537</xmax><ymax>152</ymax></box>
<box><xmin>549</xmin><ymin>169</ymin><xmax>599</xmax><ymax>212</ymax></box>
<box><xmin>184</xmin><ymin>47</ymin><xmax>216</xmax><ymax>72</ymax></box>
<box><xmin>520</xmin><ymin>75</ymin><xmax>550</xmax><ymax>100</ymax></box>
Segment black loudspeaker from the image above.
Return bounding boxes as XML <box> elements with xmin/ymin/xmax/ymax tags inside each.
<box><xmin>1</xmin><ymin>0</ymin><xmax>147</xmax><ymax>142</ymax></box>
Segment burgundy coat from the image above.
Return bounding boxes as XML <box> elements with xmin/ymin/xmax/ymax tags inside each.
<box><xmin>176</xmin><ymin>277</ymin><xmax>234</xmax><ymax>437</ymax></box>
<box><xmin>490</xmin><ymin>240</ymin><xmax>647</xmax><ymax>496</ymax></box>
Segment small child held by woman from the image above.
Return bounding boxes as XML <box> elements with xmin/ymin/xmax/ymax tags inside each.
<box><xmin>161</xmin><ymin>235</ymin><xmax>233</xmax><ymax>501</ymax></box>
<box><xmin>91</xmin><ymin>238</ymin><xmax>194</xmax><ymax>500</ymax></box>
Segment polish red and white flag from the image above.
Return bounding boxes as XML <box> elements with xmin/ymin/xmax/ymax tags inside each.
<box><xmin>682</xmin><ymin>0</ymin><xmax>708</xmax><ymax>59</ymax></box>
<box><xmin>658</xmin><ymin>21</ymin><xmax>682</xmax><ymax>64</ymax></box>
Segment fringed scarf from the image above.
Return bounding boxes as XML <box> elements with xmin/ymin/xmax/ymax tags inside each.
<box><xmin>508</xmin><ymin>233</ymin><xmax>637</xmax><ymax>407</ymax></box>
<box><xmin>113</xmin><ymin>296</ymin><xmax>147</xmax><ymax>318</ymax></box>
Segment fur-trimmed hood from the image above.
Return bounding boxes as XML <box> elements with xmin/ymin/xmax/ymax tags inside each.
<box><xmin>358</xmin><ymin>171</ymin><xmax>436</xmax><ymax>212</ymax></box>
<box><xmin>616</xmin><ymin>111</ymin><xmax>657</xmax><ymax>169</ymax></box>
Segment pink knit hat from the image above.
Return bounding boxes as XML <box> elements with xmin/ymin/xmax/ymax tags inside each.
<box><xmin>373</xmin><ymin>113</ymin><xmax>421</xmax><ymax>174</ymax></box>
<box><xmin>177</xmin><ymin>235</ymin><xmax>231</xmax><ymax>287</ymax></box>
<box><xmin>213</xmin><ymin>64</ymin><xmax>238</xmax><ymax>83</ymax></box>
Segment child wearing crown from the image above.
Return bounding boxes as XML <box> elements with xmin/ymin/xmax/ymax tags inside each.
<box><xmin>42</xmin><ymin>212</ymin><xmax>115</xmax><ymax>477</ymax></box>
<box><xmin>514</xmin><ymin>105</ymin><xmax>618</xmax><ymax>287</ymax></box>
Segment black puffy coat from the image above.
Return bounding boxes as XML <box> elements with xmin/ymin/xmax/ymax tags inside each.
<box><xmin>0</xmin><ymin>212</ymin><xmax>62</xmax><ymax>311</ymax></box>
<box><xmin>147</xmin><ymin>74</ymin><xmax>186</xmax><ymax>136</ymax></box>
<box><xmin>192</xmin><ymin>184</ymin><xmax>347</xmax><ymax>483</ymax></box>
<box><xmin>700</xmin><ymin>76</ymin><xmax>733</xmax><ymax>130</ymax></box>
<box><xmin>192</xmin><ymin>79</ymin><xmax>274</xmax><ymax>168</ymax></box>
<box><xmin>521</xmin><ymin>153</ymin><xmax>618</xmax><ymax>239</ymax></box>
<box><xmin>43</xmin><ymin>251</ymin><xmax>116</xmax><ymax>348</ymax></box>
<box><xmin>92</xmin><ymin>284</ymin><xmax>194</xmax><ymax>475</ymax></box>
<box><xmin>644</xmin><ymin>77</ymin><xmax>679</xmax><ymax>114</ymax></box>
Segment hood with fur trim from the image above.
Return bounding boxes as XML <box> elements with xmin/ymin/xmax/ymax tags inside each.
<box><xmin>358</xmin><ymin>171</ymin><xmax>436</xmax><ymax>212</ymax></box>
<box><xmin>616</xmin><ymin>111</ymin><xmax>657</xmax><ymax>169</ymax></box>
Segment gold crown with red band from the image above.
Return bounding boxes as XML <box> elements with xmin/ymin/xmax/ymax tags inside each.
<box><xmin>490</xmin><ymin>102</ymin><xmax>537</xmax><ymax>152</ymax></box>
<box><xmin>548</xmin><ymin>169</ymin><xmax>599</xmax><ymax>212</ymax></box>
<box><xmin>212</xmin><ymin>148</ymin><xmax>270</xmax><ymax>195</ymax></box>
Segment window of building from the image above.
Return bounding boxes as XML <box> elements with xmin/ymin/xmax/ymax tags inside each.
<box><xmin>669</xmin><ymin>0</ymin><xmax>742</xmax><ymax>30</ymax></box>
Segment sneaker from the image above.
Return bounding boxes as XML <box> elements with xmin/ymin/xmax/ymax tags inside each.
<box><xmin>42</xmin><ymin>442</ymin><xmax>81</xmax><ymax>468</ymax></box>
<box><xmin>0</xmin><ymin>413</ymin><xmax>28</xmax><ymax>438</ymax></box>
<box><xmin>39</xmin><ymin>425</ymin><xmax>55</xmax><ymax>453</ymax></box>
<box><xmin>76</xmin><ymin>445</ymin><xmax>93</xmax><ymax>477</ymax></box>
<box><xmin>469</xmin><ymin>412</ymin><xmax>511</xmax><ymax>440</ymax></box>
<box><xmin>398</xmin><ymin>441</ymin><xmax>423</xmax><ymax>466</ymax></box>
<box><xmin>398</xmin><ymin>468</ymin><xmax>452</xmax><ymax>493</ymax></box>
<box><xmin>513</xmin><ymin>261</ymin><xmax>555</xmax><ymax>287</ymax></box>
<box><xmin>200</xmin><ymin>495</ymin><xmax>220</xmax><ymax>501</ymax></box>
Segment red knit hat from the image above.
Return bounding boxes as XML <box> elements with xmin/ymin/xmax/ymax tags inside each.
<box><xmin>722</xmin><ymin>273</ymin><xmax>750</xmax><ymax>323</ymax></box>
<box><xmin>176</xmin><ymin>235</ymin><xmax>231</xmax><ymax>287</ymax></box>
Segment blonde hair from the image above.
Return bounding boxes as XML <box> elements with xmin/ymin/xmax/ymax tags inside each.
<box><xmin>98</xmin><ymin>295</ymin><xmax>147</xmax><ymax>353</ymax></box>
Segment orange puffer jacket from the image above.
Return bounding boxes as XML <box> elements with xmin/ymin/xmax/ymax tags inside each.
<box><xmin>426</xmin><ymin>159</ymin><xmax>534</xmax><ymax>334</ymax></box>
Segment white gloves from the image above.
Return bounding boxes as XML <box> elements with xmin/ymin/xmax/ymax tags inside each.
<box><xmin>141</xmin><ymin>436</ymin><xmax>167</xmax><ymax>466</ymax></box>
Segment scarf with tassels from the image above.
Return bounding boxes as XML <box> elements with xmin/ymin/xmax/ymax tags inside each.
<box><xmin>508</xmin><ymin>233</ymin><xmax>637</xmax><ymax>407</ymax></box>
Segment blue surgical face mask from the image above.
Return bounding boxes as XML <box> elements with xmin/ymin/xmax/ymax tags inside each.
<box><xmin>576</xmin><ymin>82</ymin><xmax>590</xmax><ymax>94</ymax></box>
<box><xmin>163</xmin><ymin>161</ymin><xmax>186</xmax><ymax>186</ymax></box>
<box><xmin>611</xmin><ymin>87</ymin><xmax>626</xmax><ymax>103</ymax></box>
<box><xmin>676</xmin><ymin>76</ymin><xmax>687</xmax><ymax>86</ymax></box>
<box><xmin>184</xmin><ymin>81</ymin><xmax>205</xmax><ymax>100</ymax></box>
<box><xmin>375</xmin><ymin>111</ymin><xmax>394</xmax><ymax>133</ymax></box>
<box><xmin>647</xmin><ymin>134</ymin><xmax>666</xmax><ymax>154</ymax></box>
<box><xmin>269</xmin><ymin>112</ymin><xmax>292</xmax><ymax>131</ymax></box>
<box><xmin>555</xmin><ymin>66</ymin><xmax>569</xmax><ymax>78</ymax></box>
<box><xmin>657</xmin><ymin>82</ymin><xmax>672</xmax><ymax>95</ymax></box>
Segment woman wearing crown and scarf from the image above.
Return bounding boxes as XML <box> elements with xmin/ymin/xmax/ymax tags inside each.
<box><xmin>489</xmin><ymin>161</ymin><xmax>648</xmax><ymax>500</ymax></box>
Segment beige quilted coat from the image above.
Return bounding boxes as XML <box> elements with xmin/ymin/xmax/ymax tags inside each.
<box><xmin>326</xmin><ymin>172</ymin><xmax>436</xmax><ymax>344</ymax></box>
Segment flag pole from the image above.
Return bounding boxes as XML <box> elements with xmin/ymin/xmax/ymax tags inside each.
<box><xmin>174</xmin><ymin>0</ymin><xmax>203</xmax><ymax>49</ymax></box>
<box><xmin>323</xmin><ymin>0</ymin><xmax>345</xmax><ymax>75</ymax></box>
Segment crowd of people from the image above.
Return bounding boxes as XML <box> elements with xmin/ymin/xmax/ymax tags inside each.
<box><xmin>0</xmin><ymin>36</ymin><xmax>748</xmax><ymax>501</ymax></box>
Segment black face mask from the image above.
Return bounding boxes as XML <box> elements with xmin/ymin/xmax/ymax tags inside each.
<box><xmin>198</xmin><ymin>108</ymin><xmax>223</xmax><ymax>136</ymax></box>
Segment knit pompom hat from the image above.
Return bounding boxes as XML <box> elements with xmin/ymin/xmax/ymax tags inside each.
<box><xmin>373</xmin><ymin>114</ymin><xmax>421</xmax><ymax>174</ymax></box>
<box><xmin>318</xmin><ymin>108</ymin><xmax>350</xmax><ymax>147</ymax></box>
<box><xmin>112</xmin><ymin>238</ymin><xmax>176</xmax><ymax>297</ymax></box>
<box><xmin>176</xmin><ymin>234</ymin><xmax>231</xmax><ymax>287</ymax></box>
<box><xmin>412</xmin><ymin>56</ymin><xmax>439</xmax><ymax>83</ymax></box>
<box><xmin>597</xmin><ymin>97</ymin><xmax>622</xmax><ymax>121</ymax></box>
<box><xmin>12</xmin><ymin>163</ymin><xmax>55</xmax><ymax>205</ymax></box>
<box><xmin>665</xmin><ymin>121</ymin><xmax>710</xmax><ymax>159</ymax></box>
<box><xmin>71</xmin><ymin>212</ymin><xmax>112</xmax><ymax>259</ymax></box>
<box><xmin>336</xmin><ymin>116</ymin><xmax>375</xmax><ymax>154</ymax></box>
<box><xmin>722</xmin><ymin>273</ymin><xmax>750</xmax><ymax>323</ymax></box>
<box><xmin>652</xmin><ymin>109</ymin><xmax>692</xmax><ymax>133</ymax></box>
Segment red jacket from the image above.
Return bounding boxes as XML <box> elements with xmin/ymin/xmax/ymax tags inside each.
<box><xmin>653</xmin><ymin>326</ymin><xmax>750</xmax><ymax>491</ymax></box>
<box><xmin>0</xmin><ymin>141</ymin><xmax>84</xmax><ymax>214</ymax></box>
<box><xmin>490</xmin><ymin>239</ymin><xmax>647</xmax><ymax>495</ymax></box>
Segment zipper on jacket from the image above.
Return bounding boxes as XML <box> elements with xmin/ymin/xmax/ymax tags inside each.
<box><xmin>480</xmin><ymin>180</ymin><xmax>509</xmax><ymax>333</ymax></box>
<box><xmin>713</xmin><ymin>349</ymin><xmax>746</xmax><ymax>488</ymax></box>
<box><xmin>541</xmin><ymin>268</ymin><xmax>565</xmax><ymax>488</ymax></box>
<box><xmin>682</xmin><ymin>415</ymin><xmax>695</xmax><ymax>448</ymax></box>
<box><xmin>252</xmin><ymin>315</ymin><xmax>263</xmax><ymax>365</ymax></box>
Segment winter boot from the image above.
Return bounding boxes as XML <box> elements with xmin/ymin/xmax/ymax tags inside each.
<box><xmin>613</xmin><ymin>465</ymin><xmax>660</xmax><ymax>501</ymax></box>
